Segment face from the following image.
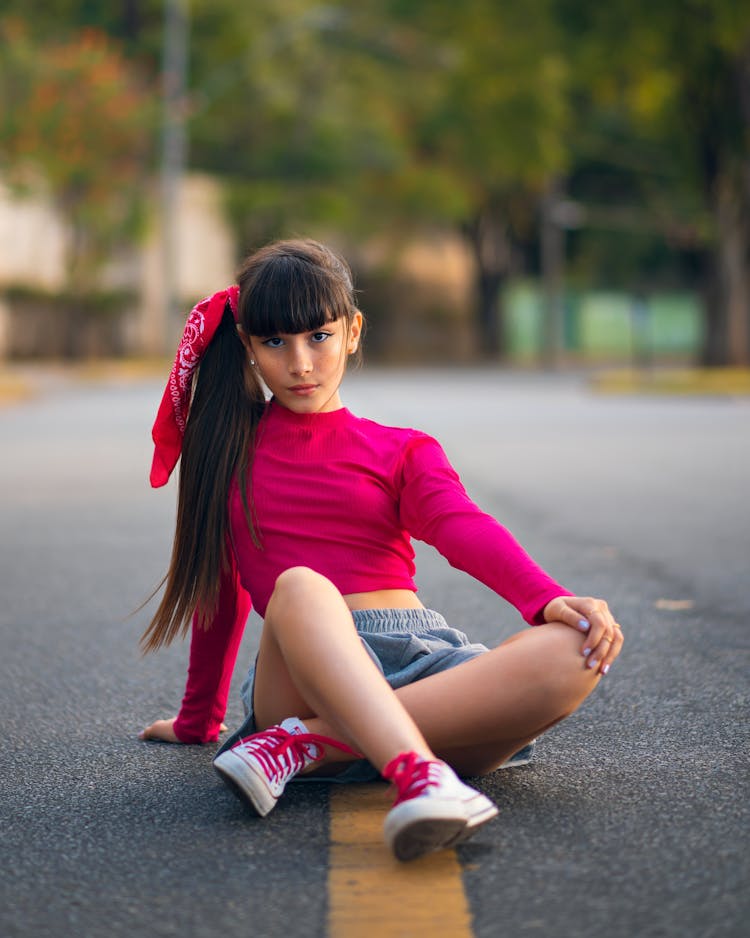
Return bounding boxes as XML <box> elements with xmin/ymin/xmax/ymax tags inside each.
<box><xmin>245</xmin><ymin>312</ymin><xmax>362</xmax><ymax>414</ymax></box>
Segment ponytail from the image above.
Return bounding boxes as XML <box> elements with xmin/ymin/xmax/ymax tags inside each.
<box><xmin>140</xmin><ymin>306</ymin><xmax>264</xmax><ymax>652</ymax></box>
<box><xmin>141</xmin><ymin>238</ymin><xmax>362</xmax><ymax>652</ymax></box>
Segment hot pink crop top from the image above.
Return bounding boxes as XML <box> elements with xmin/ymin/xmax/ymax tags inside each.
<box><xmin>172</xmin><ymin>401</ymin><xmax>572</xmax><ymax>743</ymax></box>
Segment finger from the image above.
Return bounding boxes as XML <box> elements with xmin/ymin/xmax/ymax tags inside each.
<box><xmin>571</xmin><ymin>598</ymin><xmax>611</xmax><ymax>637</ymax></box>
<box><xmin>600</xmin><ymin>626</ymin><xmax>624</xmax><ymax>675</ymax></box>
<box><xmin>572</xmin><ymin>613</ymin><xmax>593</xmax><ymax>634</ymax></box>
<box><xmin>584</xmin><ymin>601</ymin><xmax>612</xmax><ymax>630</ymax></box>
<box><xmin>139</xmin><ymin>719</ymin><xmax>174</xmax><ymax>742</ymax></box>
<box><xmin>587</xmin><ymin>626</ymin><xmax>624</xmax><ymax>674</ymax></box>
<box><xmin>581</xmin><ymin>600</ymin><xmax>616</xmax><ymax>654</ymax></box>
<box><xmin>547</xmin><ymin>597</ymin><xmax>593</xmax><ymax>634</ymax></box>
<box><xmin>581</xmin><ymin>616</ymin><xmax>610</xmax><ymax>668</ymax></box>
<box><xmin>585</xmin><ymin>638</ymin><xmax>608</xmax><ymax>672</ymax></box>
<box><xmin>139</xmin><ymin>722</ymin><xmax>158</xmax><ymax>740</ymax></box>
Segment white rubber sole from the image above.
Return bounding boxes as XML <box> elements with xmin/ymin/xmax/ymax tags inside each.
<box><xmin>383</xmin><ymin>791</ymin><xmax>499</xmax><ymax>862</ymax></box>
<box><xmin>213</xmin><ymin>749</ymin><xmax>277</xmax><ymax>817</ymax></box>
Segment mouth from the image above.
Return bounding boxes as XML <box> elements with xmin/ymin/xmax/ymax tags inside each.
<box><xmin>288</xmin><ymin>384</ymin><xmax>318</xmax><ymax>395</ymax></box>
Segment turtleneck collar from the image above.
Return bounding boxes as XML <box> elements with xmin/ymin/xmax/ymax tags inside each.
<box><xmin>265</xmin><ymin>397</ymin><xmax>351</xmax><ymax>427</ymax></box>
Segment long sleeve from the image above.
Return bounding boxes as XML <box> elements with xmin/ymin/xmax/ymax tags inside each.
<box><xmin>398</xmin><ymin>436</ymin><xmax>572</xmax><ymax>625</ymax></box>
<box><xmin>172</xmin><ymin>553</ymin><xmax>253</xmax><ymax>744</ymax></box>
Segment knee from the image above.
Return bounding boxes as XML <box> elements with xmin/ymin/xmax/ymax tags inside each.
<box><xmin>274</xmin><ymin>565</ymin><xmax>321</xmax><ymax>591</ymax></box>
<box><xmin>537</xmin><ymin>622</ymin><xmax>585</xmax><ymax>658</ymax></box>
<box><xmin>267</xmin><ymin>566</ymin><xmax>337</xmax><ymax>615</ymax></box>
<box><xmin>527</xmin><ymin>624</ymin><xmax>601</xmax><ymax>711</ymax></box>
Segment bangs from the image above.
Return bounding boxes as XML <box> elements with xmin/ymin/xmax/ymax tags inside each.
<box><xmin>243</xmin><ymin>252</ymin><xmax>352</xmax><ymax>337</ymax></box>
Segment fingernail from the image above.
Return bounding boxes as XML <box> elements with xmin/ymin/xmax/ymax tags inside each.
<box><xmin>588</xmin><ymin>658</ymin><xmax>598</xmax><ymax>669</ymax></box>
<box><xmin>583</xmin><ymin>647</ymin><xmax>592</xmax><ymax>657</ymax></box>
<box><xmin>601</xmin><ymin>664</ymin><xmax>610</xmax><ymax>675</ymax></box>
<box><xmin>578</xmin><ymin>619</ymin><xmax>590</xmax><ymax>632</ymax></box>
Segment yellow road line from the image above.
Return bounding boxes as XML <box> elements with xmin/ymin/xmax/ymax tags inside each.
<box><xmin>328</xmin><ymin>784</ymin><xmax>474</xmax><ymax>937</ymax></box>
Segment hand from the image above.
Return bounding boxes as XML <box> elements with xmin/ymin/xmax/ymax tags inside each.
<box><xmin>542</xmin><ymin>595</ymin><xmax>623</xmax><ymax>676</ymax></box>
<box><xmin>139</xmin><ymin>717</ymin><xmax>180</xmax><ymax>743</ymax></box>
<box><xmin>138</xmin><ymin>719</ymin><xmax>230</xmax><ymax>743</ymax></box>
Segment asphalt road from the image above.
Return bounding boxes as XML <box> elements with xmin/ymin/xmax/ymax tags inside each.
<box><xmin>1</xmin><ymin>367</ymin><xmax>748</xmax><ymax>937</ymax></box>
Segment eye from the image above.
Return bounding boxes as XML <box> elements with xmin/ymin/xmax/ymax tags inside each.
<box><xmin>262</xmin><ymin>337</ymin><xmax>284</xmax><ymax>348</ymax></box>
<box><xmin>311</xmin><ymin>331</ymin><xmax>332</xmax><ymax>343</ymax></box>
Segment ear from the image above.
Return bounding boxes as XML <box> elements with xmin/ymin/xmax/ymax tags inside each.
<box><xmin>347</xmin><ymin>311</ymin><xmax>363</xmax><ymax>354</ymax></box>
<box><xmin>237</xmin><ymin>325</ymin><xmax>257</xmax><ymax>361</ymax></box>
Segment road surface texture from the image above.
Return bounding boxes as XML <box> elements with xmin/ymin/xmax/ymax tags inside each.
<box><xmin>1</xmin><ymin>367</ymin><xmax>747</xmax><ymax>937</ymax></box>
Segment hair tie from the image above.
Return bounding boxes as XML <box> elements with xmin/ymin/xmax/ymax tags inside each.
<box><xmin>150</xmin><ymin>286</ymin><xmax>239</xmax><ymax>487</ymax></box>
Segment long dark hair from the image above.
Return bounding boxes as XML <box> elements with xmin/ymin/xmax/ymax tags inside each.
<box><xmin>141</xmin><ymin>239</ymin><xmax>361</xmax><ymax>651</ymax></box>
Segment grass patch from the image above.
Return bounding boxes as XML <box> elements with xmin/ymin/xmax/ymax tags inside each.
<box><xmin>591</xmin><ymin>367</ymin><xmax>750</xmax><ymax>396</ymax></box>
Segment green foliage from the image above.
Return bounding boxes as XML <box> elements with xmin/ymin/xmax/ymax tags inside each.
<box><xmin>0</xmin><ymin>18</ymin><xmax>156</xmax><ymax>290</ymax></box>
<box><xmin>554</xmin><ymin>0</ymin><xmax>750</xmax><ymax>361</ymax></box>
<box><xmin>408</xmin><ymin>1</ymin><xmax>569</xmax><ymax>189</ymax></box>
<box><xmin>0</xmin><ymin>1</ymin><xmax>164</xmax><ymax>63</ymax></box>
<box><xmin>1</xmin><ymin>1</ymin><xmax>748</xmax><ymax>361</ymax></box>
<box><xmin>184</xmin><ymin>1</ymin><xmax>421</xmax><ymax>243</ymax></box>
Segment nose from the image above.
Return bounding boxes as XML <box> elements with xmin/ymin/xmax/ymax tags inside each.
<box><xmin>287</xmin><ymin>338</ymin><xmax>313</xmax><ymax>376</ymax></box>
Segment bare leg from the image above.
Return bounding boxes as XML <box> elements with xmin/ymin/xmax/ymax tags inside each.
<box><xmin>254</xmin><ymin>566</ymin><xmax>434</xmax><ymax>771</ymax></box>
<box><xmin>393</xmin><ymin>624</ymin><xmax>600</xmax><ymax>775</ymax></box>
<box><xmin>300</xmin><ymin>625</ymin><xmax>599</xmax><ymax>776</ymax></box>
<box><xmin>253</xmin><ymin>567</ymin><xmax>601</xmax><ymax>776</ymax></box>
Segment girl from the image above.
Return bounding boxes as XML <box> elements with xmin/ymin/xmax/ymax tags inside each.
<box><xmin>140</xmin><ymin>239</ymin><xmax>623</xmax><ymax>862</ymax></box>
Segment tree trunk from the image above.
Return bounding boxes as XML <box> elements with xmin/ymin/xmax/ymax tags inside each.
<box><xmin>703</xmin><ymin>173</ymin><xmax>750</xmax><ymax>367</ymax></box>
<box><xmin>62</xmin><ymin>218</ymin><xmax>88</xmax><ymax>359</ymax></box>
<box><xmin>465</xmin><ymin>210</ymin><xmax>513</xmax><ymax>359</ymax></box>
<box><xmin>476</xmin><ymin>267</ymin><xmax>505</xmax><ymax>357</ymax></box>
<box><xmin>699</xmin><ymin>259</ymin><xmax>724</xmax><ymax>367</ymax></box>
<box><xmin>716</xmin><ymin>175</ymin><xmax>750</xmax><ymax>366</ymax></box>
<box><xmin>697</xmin><ymin>41</ymin><xmax>750</xmax><ymax>366</ymax></box>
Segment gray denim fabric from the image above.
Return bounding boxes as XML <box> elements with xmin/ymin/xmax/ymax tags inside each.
<box><xmin>216</xmin><ymin>608</ymin><xmax>489</xmax><ymax>783</ymax></box>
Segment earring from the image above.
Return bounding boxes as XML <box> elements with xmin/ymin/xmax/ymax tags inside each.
<box><xmin>250</xmin><ymin>359</ymin><xmax>256</xmax><ymax>366</ymax></box>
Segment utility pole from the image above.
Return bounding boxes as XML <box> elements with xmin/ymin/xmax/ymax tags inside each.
<box><xmin>160</xmin><ymin>0</ymin><xmax>189</xmax><ymax>351</ymax></box>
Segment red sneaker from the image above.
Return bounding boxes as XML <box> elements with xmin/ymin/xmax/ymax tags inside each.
<box><xmin>214</xmin><ymin>717</ymin><xmax>358</xmax><ymax>816</ymax></box>
<box><xmin>382</xmin><ymin>752</ymin><xmax>498</xmax><ymax>861</ymax></box>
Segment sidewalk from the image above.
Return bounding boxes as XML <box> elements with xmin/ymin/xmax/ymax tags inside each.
<box><xmin>0</xmin><ymin>359</ymin><xmax>170</xmax><ymax>406</ymax></box>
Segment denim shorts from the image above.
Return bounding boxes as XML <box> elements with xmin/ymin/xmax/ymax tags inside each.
<box><xmin>216</xmin><ymin>608</ymin><xmax>489</xmax><ymax>783</ymax></box>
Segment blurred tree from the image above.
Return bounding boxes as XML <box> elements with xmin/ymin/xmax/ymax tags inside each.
<box><xmin>184</xmin><ymin>0</ymin><xmax>416</xmax><ymax>247</ymax></box>
<box><xmin>367</xmin><ymin>0</ymin><xmax>571</xmax><ymax>358</ymax></box>
<box><xmin>668</xmin><ymin>1</ymin><xmax>750</xmax><ymax>366</ymax></box>
<box><xmin>0</xmin><ymin>19</ymin><xmax>155</xmax><ymax>295</ymax></box>
<box><xmin>0</xmin><ymin>1</ymin><xmax>164</xmax><ymax>64</ymax></box>
<box><xmin>6</xmin><ymin>2</ymin><xmax>746</xmax><ymax>364</ymax></box>
<box><xmin>556</xmin><ymin>0</ymin><xmax>750</xmax><ymax>365</ymax></box>
<box><xmin>167</xmin><ymin>1</ymin><xmax>569</xmax><ymax>358</ymax></box>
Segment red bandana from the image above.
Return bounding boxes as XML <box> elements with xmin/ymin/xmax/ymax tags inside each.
<box><xmin>150</xmin><ymin>286</ymin><xmax>239</xmax><ymax>487</ymax></box>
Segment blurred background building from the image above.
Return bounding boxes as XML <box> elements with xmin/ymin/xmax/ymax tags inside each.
<box><xmin>0</xmin><ymin>1</ymin><xmax>747</xmax><ymax>367</ymax></box>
